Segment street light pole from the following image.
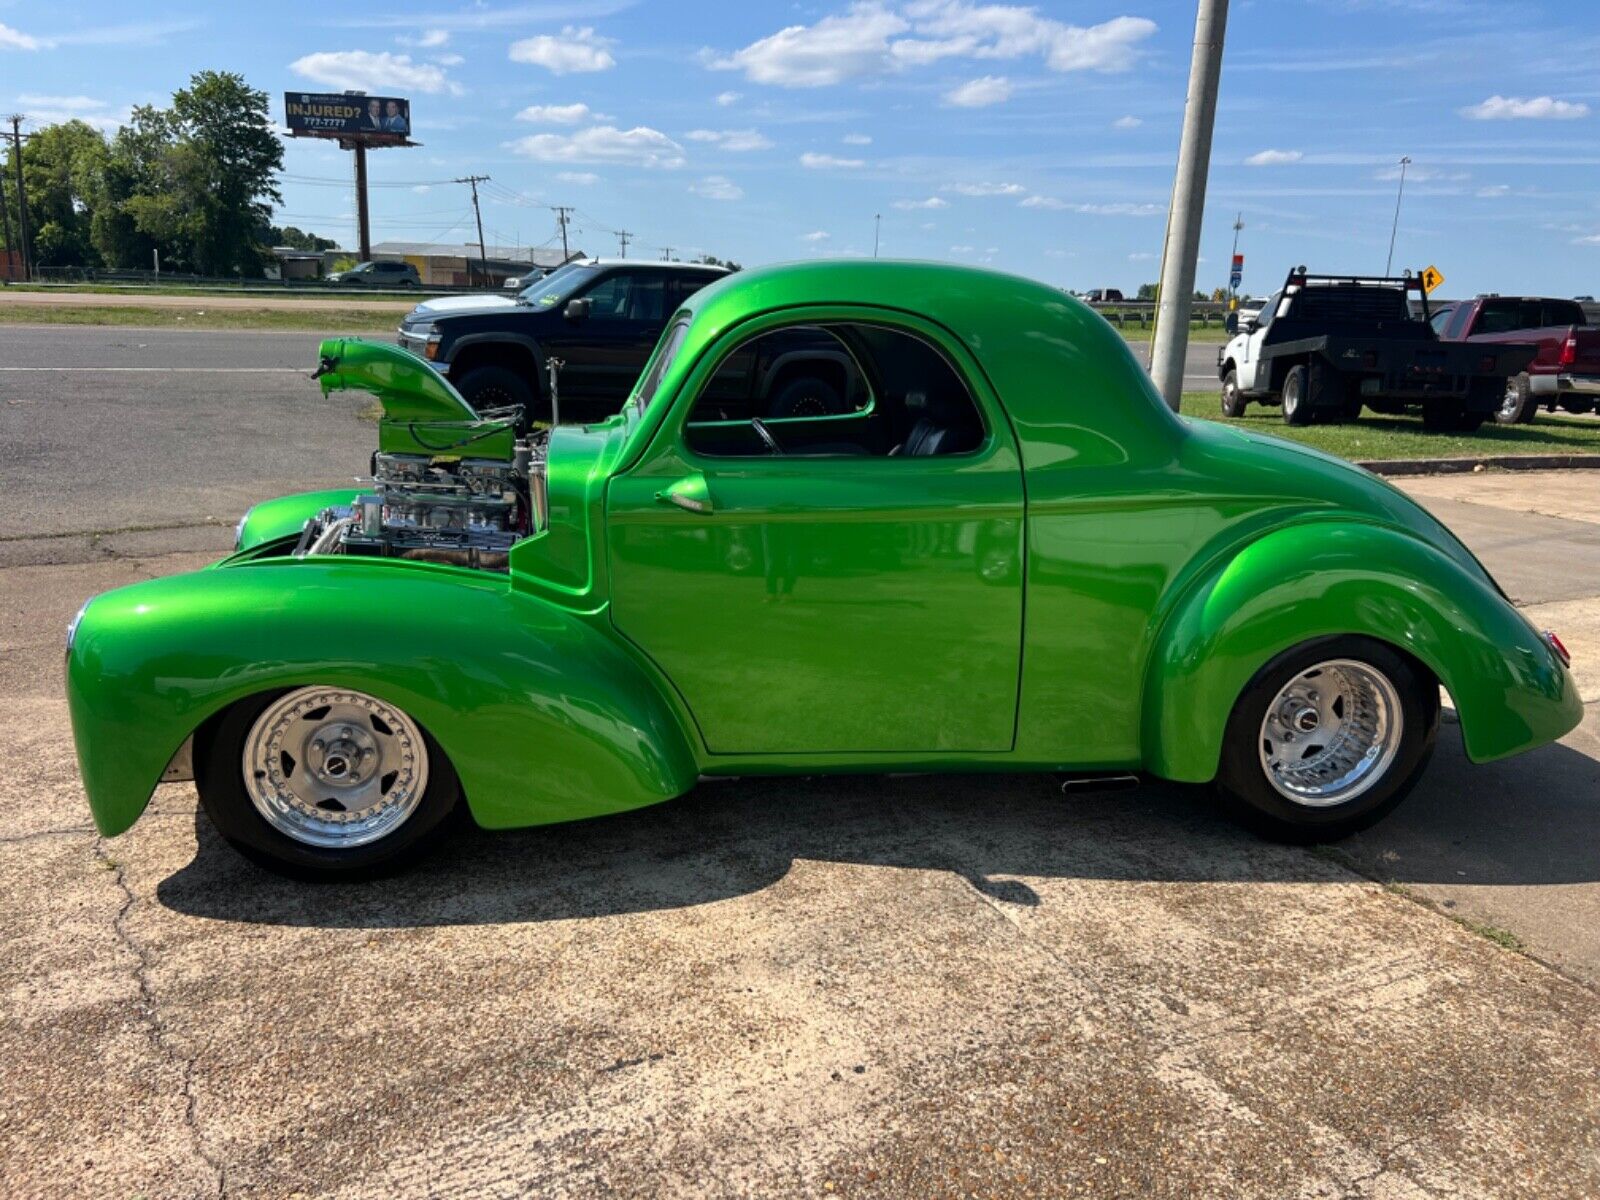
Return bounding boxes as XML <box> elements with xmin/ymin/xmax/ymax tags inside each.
<box><xmin>1384</xmin><ymin>155</ymin><xmax>1411</xmax><ymax>276</ymax></box>
<box><xmin>1148</xmin><ymin>0</ymin><xmax>1230</xmax><ymax>413</ymax></box>
<box><xmin>873</xmin><ymin>212</ymin><xmax>881</xmax><ymax>258</ymax></box>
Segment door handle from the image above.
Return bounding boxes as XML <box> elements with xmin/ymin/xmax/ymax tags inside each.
<box><xmin>656</xmin><ymin>473</ymin><xmax>713</xmax><ymax>514</ymax></box>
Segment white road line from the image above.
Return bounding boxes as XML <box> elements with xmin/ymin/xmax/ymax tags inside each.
<box><xmin>0</xmin><ymin>366</ymin><xmax>304</xmax><ymax>373</ymax></box>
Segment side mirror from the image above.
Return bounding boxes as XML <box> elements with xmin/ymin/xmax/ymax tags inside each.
<box><xmin>564</xmin><ymin>298</ymin><xmax>591</xmax><ymax>322</ymax></box>
<box><xmin>1223</xmin><ymin>313</ymin><xmax>1238</xmax><ymax>335</ymax></box>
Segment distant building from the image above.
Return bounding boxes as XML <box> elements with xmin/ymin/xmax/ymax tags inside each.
<box><xmin>320</xmin><ymin>242</ymin><xmax>583</xmax><ymax>287</ymax></box>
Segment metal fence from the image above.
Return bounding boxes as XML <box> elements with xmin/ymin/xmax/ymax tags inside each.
<box><xmin>17</xmin><ymin>266</ymin><xmax>491</xmax><ymax>297</ymax></box>
<box><xmin>1082</xmin><ymin>301</ymin><xmax>1231</xmax><ymax>330</ymax></box>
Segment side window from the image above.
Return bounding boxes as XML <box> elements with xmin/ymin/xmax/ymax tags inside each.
<box><xmin>684</xmin><ymin>323</ymin><xmax>986</xmax><ymax>460</ymax></box>
<box><xmin>580</xmin><ymin>273</ymin><xmax>635</xmax><ymax>320</ymax></box>
<box><xmin>626</xmin><ymin>275</ymin><xmax>667</xmax><ymax>321</ymax></box>
<box><xmin>1475</xmin><ymin>299</ymin><xmax>1519</xmax><ymax>334</ymax></box>
<box><xmin>1429</xmin><ymin>308</ymin><xmax>1453</xmax><ymax>335</ymax></box>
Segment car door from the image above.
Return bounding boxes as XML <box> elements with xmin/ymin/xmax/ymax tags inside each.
<box><xmin>1237</xmin><ymin>291</ymin><xmax>1278</xmax><ymax>390</ymax></box>
<box><xmin>605</xmin><ymin>309</ymin><xmax>1026</xmax><ymax>755</ymax></box>
<box><xmin>541</xmin><ymin>269</ymin><xmax>669</xmax><ymax>403</ymax></box>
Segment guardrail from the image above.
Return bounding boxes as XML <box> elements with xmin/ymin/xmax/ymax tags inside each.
<box><xmin>1082</xmin><ymin>301</ymin><xmax>1231</xmax><ymax>330</ymax></box>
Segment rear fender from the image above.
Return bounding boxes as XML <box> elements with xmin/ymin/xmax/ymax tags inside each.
<box><xmin>67</xmin><ymin>559</ymin><xmax>699</xmax><ymax>836</ymax></box>
<box><xmin>1142</xmin><ymin>522</ymin><xmax>1580</xmax><ymax>781</ymax></box>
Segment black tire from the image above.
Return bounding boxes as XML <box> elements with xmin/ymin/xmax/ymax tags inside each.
<box><xmin>768</xmin><ymin>374</ymin><xmax>847</xmax><ymax>419</ymax></box>
<box><xmin>1220</xmin><ymin>369</ymin><xmax>1247</xmax><ymax>418</ymax></box>
<box><xmin>1497</xmin><ymin>373</ymin><xmax>1536</xmax><ymax>425</ymax></box>
<box><xmin>1215</xmin><ymin>636</ymin><xmax>1438</xmax><ymax>842</ymax></box>
<box><xmin>1280</xmin><ymin>364</ymin><xmax>1313</xmax><ymax>425</ymax></box>
<box><xmin>453</xmin><ymin>364</ymin><xmax>538</xmax><ymax>419</ymax></box>
<box><xmin>195</xmin><ymin>689</ymin><xmax>462</xmax><ymax>880</ymax></box>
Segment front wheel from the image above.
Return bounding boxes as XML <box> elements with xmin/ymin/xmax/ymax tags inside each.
<box><xmin>196</xmin><ymin>686</ymin><xmax>462</xmax><ymax>879</ymax></box>
<box><xmin>1215</xmin><ymin>638</ymin><xmax>1438</xmax><ymax>841</ymax></box>
<box><xmin>1220</xmin><ymin>369</ymin><xmax>1247</xmax><ymax>418</ymax></box>
<box><xmin>1497</xmin><ymin>373</ymin><xmax>1536</xmax><ymax>425</ymax></box>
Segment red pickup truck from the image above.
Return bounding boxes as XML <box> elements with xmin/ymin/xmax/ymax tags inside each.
<box><xmin>1431</xmin><ymin>295</ymin><xmax>1600</xmax><ymax>423</ymax></box>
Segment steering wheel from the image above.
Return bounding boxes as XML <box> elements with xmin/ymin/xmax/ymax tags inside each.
<box><xmin>750</xmin><ymin>417</ymin><xmax>785</xmax><ymax>456</ymax></box>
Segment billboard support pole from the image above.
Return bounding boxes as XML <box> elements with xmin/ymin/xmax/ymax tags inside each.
<box><xmin>353</xmin><ymin>141</ymin><xmax>371</xmax><ymax>262</ymax></box>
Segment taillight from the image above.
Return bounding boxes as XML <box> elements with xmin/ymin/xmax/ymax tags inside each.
<box><xmin>1559</xmin><ymin>336</ymin><xmax>1577</xmax><ymax>367</ymax></box>
<box><xmin>1544</xmin><ymin>630</ymin><xmax>1571</xmax><ymax>668</ymax></box>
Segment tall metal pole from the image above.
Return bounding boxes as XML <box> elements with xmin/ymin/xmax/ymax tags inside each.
<box><xmin>1227</xmin><ymin>211</ymin><xmax>1243</xmax><ymax>307</ymax></box>
<box><xmin>1148</xmin><ymin>0</ymin><xmax>1230</xmax><ymax>413</ymax></box>
<box><xmin>1384</xmin><ymin>155</ymin><xmax>1411</xmax><ymax>276</ymax></box>
<box><xmin>873</xmin><ymin>213</ymin><xmax>881</xmax><ymax>258</ymax></box>
<box><xmin>9</xmin><ymin>116</ymin><xmax>32</xmax><ymax>281</ymax></box>
<box><xmin>353</xmin><ymin>142</ymin><xmax>371</xmax><ymax>262</ymax></box>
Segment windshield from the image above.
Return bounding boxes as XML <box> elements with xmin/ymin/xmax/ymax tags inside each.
<box><xmin>517</xmin><ymin>263</ymin><xmax>593</xmax><ymax>307</ymax></box>
<box><xmin>632</xmin><ymin>317</ymin><xmax>691</xmax><ymax>413</ymax></box>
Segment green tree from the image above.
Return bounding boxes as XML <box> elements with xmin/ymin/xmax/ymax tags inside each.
<box><xmin>2</xmin><ymin>120</ymin><xmax>108</xmax><ymax>269</ymax></box>
<box><xmin>268</xmin><ymin>224</ymin><xmax>337</xmax><ymax>252</ymax></box>
<box><xmin>1136</xmin><ymin>282</ymin><xmax>1158</xmax><ymax>301</ymax></box>
<box><xmin>92</xmin><ymin>105</ymin><xmax>177</xmax><ymax>269</ymax></box>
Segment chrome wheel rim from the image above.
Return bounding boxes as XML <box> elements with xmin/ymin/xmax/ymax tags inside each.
<box><xmin>1258</xmin><ymin>659</ymin><xmax>1403</xmax><ymax>807</ymax></box>
<box><xmin>1500</xmin><ymin>383</ymin><xmax>1521</xmax><ymax>421</ymax></box>
<box><xmin>243</xmin><ymin>687</ymin><xmax>429</xmax><ymax>848</ymax></box>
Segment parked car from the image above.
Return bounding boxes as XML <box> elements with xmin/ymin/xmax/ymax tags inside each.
<box><xmin>502</xmin><ymin>268</ymin><xmax>549</xmax><ymax>291</ymax></box>
<box><xmin>66</xmin><ymin>261</ymin><xmax>1581</xmax><ymax>878</ymax></box>
<box><xmin>1218</xmin><ymin>269</ymin><xmax>1536</xmax><ymax>430</ymax></box>
<box><xmin>327</xmin><ymin>260</ymin><xmax>421</xmax><ymax>287</ymax></box>
<box><xmin>397</xmin><ymin>258</ymin><xmax>730</xmax><ymax>420</ymax></box>
<box><xmin>1429</xmin><ymin>295</ymin><xmax>1600</xmax><ymax>422</ymax></box>
<box><xmin>1083</xmin><ymin>288</ymin><xmax>1125</xmax><ymax>303</ymax></box>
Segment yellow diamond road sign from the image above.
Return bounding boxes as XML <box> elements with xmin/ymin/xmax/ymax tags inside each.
<box><xmin>1421</xmin><ymin>265</ymin><xmax>1445</xmax><ymax>295</ymax></box>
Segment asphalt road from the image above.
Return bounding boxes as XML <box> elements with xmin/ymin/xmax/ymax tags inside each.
<box><xmin>4</xmin><ymin>321</ymin><xmax>1599</xmax><ymax>1197</ymax></box>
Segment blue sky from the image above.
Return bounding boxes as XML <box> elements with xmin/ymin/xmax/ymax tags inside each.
<box><xmin>3</xmin><ymin>0</ymin><xmax>1598</xmax><ymax>296</ymax></box>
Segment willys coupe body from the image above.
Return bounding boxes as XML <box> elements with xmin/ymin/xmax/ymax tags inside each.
<box><xmin>66</xmin><ymin>261</ymin><xmax>1581</xmax><ymax>877</ymax></box>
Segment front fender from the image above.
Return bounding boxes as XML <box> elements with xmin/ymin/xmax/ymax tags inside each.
<box><xmin>234</xmin><ymin>489</ymin><xmax>362</xmax><ymax>553</ymax></box>
<box><xmin>67</xmin><ymin>559</ymin><xmax>699</xmax><ymax>836</ymax></box>
<box><xmin>1142</xmin><ymin>521</ymin><xmax>1581</xmax><ymax>782</ymax></box>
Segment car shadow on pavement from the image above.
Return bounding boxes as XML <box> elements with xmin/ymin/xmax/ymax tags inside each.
<box><xmin>156</xmin><ymin>728</ymin><xmax>1600</xmax><ymax>929</ymax></box>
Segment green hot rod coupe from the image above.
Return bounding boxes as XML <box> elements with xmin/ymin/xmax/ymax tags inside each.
<box><xmin>67</xmin><ymin>262</ymin><xmax>1581</xmax><ymax>877</ymax></box>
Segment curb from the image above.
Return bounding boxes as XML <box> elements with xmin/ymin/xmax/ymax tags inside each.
<box><xmin>1357</xmin><ymin>454</ymin><xmax>1600</xmax><ymax>477</ymax></box>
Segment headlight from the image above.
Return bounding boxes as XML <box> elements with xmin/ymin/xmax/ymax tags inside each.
<box><xmin>67</xmin><ymin>599</ymin><xmax>91</xmax><ymax>655</ymax></box>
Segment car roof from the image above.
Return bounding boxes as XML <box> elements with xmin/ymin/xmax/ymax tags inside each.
<box><xmin>578</xmin><ymin>258</ymin><xmax>729</xmax><ymax>273</ymax></box>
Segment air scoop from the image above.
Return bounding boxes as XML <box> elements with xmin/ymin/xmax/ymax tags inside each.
<box><xmin>314</xmin><ymin>337</ymin><xmax>479</xmax><ymax>424</ymax></box>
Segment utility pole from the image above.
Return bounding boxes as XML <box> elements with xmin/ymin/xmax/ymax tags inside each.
<box><xmin>616</xmin><ymin>229</ymin><xmax>632</xmax><ymax>258</ymax></box>
<box><xmin>660</xmin><ymin>245</ymin><xmax>673</xmax><ymax>262</ymax></box>
<box><xmin>1384</xmin><ymin>155</ymin><xmax>1411</xmax><ymax>276</ymax></box>
<box><xmin>551</xmin><ymin>205</ymin><xmax>573</xmax><ymax>261</ymax></box>
<box><xmin>1147</xmin><ymin>0</ymin><xmax>1229</xmax><ymax>413</ymax></box>
<box><xmin>0</xmin><ymin>152</ymin><xmax>14</xmax><ymax>280</ymax></box>
<box><xmin>455</xmin><ymin>174</ymin><xmax>490</xmax><ymax>286</ymax></box>
<box><xmin>8</xmin><ymin>115</ymin><xmax>32</xmax><ymax>281</ymax></box>
<box><xmin>873</xmin><ymin>213</ymin><xmax>881</xmax><ymax>258</ymax></box>
<box><xmin>1227</xmin><ymin>211</ymin><xmax>1243</xmax><ymax>307</ymax></box>
<box><xmin>353</xmin><ymin>143</ymin><xmax>371</xmax><ymax>263</ymax></box>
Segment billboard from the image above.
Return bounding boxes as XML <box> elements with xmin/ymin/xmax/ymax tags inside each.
<box><xmin>285</xmin><ymin>93</ymin><xmax>411</xmax><ymax>142</ymax></box>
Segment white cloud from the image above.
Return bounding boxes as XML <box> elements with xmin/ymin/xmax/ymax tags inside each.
<box><xmin>433</xmin><ymin>52</ymin><xmax>465</xmax><ymax>66</ymax></box>
<box><xmin>1476</xmin><ymin>184</ymin><xmax>1510</xmax><ymax>198</ymax></box>
<box><xmin>508</xmin><ymin>125</ymin><xmax>686</xmax><ymax>168</ymax></box>
<box><xmin>799</xmin><ymin>151</ymin><xmax>865</xmax><ymax>169</ymax></box>
<box><xmin>17</xmin><ymin>93</ymin><xmax>105</xmax><ymax>111</ymax></box>
<box><xmin>411</xmin><ymin>184</ymin><xmax>431</xmax><ymax>194</ymax></box>
<box><xmin>1020</xmin><ymin>196</ymin><xmax>1161</xmax><ymax>215</ymax></box>
<box><xmin>684</xmin><ymin>128</ymin><xmax>774</xmax><ymax>151</ymax></box>
<box><xmin>802</xmin><ymin>230</ymin><xmax>831</xmax><ymax>241</ymax></box>
<box><xmin>715</xmin><ymin>90</ymin><xmax>742</xmax><ymax>106</ymax></box>
<box><xmin>0</xmin><ymin>22</ymin><xmax>41</xmax><ymax>50</ymax></box>
<box><xmin>13</xmin><ymin>93</ymin><xmax>129</xmax><ymax>131</ymax></box>
<box><xmin>419</xmin><ymin>29</ymin><xmax>449</xmax><ymax>48</ymax></box>
<box><xmin>892</xmin><ymin>196</ymin><xmax>948</xmax><ymax>209</ymax></box>
<box><xmin>516</xmin><ymin>102</ymin><xmax>597</xmax><ymax>124</ymax></box>
<box><xmin>556</xmin><ymin>171</ymin><xmax>600</xmax><ymax>185</ymax></box>
<box><xmin>1112</xmin><ymin>114</ymin><xmax>1141</xmax><ymax>129</ymax></box>
<box><xmin>1019</xmin><ymin>194</ymin><xmax>1067</xmax><ymax>209</ymax></box>
<box><xmin>290</xmin><ymin>50</ymin><xmax>457</xmax><ymax>95</ymax></box>
<box><xmin>1374</xmin><ymin>164</ymin><xmax>1468</xmax><ymax>183</ymax></box>
<box><xmin>1245</xmin><ymin>148</ymin><xmax>1303</xmax><ymax>166</ymax></box>
<box><xmin>509</xmin><ymin>26</ymin><xmax>616</xmax><ymax>74</ymax></box>
<box><xmin>711</xmin><ymin>5</ymin><xmax>1155</xmax><ymax>87</ymax></box>
<box><xmin>942</xmin><ymin>181</ymin><xmax>1024</xmax><ymax>196</ymax></box>
<box><xmin>944</xmin><ymin>75</ymin><xmax>1011</xmax><ymax>107</ymax></box>
<box><xmin>690</xmin><ymin>175</ymin><xmax>744</xmax><ymax>200</ymax></box>
<box><xmin>1128</xmin><ymin>251</ymin><xmax>1155</xmax><ymax>261</ymax></box>
<box><xmin>842</xmin><ymin>132</ymin><xmax>873</xmax><ymax>145</ymax></box>
<box><xmin>949</xmin><ymin>244</ymin><xmax>975</xmax><ymax>254</ymax></box>
<box><xmin>1462</xmin><ymin>95</ymin><xmax>1588</xmax><ymax>121</ymax></box>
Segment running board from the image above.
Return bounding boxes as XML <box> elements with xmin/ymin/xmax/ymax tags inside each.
<box><xmin>1056</xmin><ymin>772</ymin><xmax>1141</xmax><ymax>795</ymax></box>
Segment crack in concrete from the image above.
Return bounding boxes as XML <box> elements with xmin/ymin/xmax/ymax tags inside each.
<box><xmin>0</xmin><ymin>826</ymin><xmax>96</xmax><ymax>844</ymax></box>
<box><xmin>94</xmin><ymin>838</ymin><xmax>229</xmax><ymax>1198</ymax></box>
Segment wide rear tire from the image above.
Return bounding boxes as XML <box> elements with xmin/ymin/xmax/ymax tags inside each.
<box><xmin>1497</xmin><ymin>373</ymin><xmax>1536</xmax><ymax>425</ymax></box>
<box><xmin>1215</xmin><ymin>637</ymin><xmax>1438</xmax><ymax>842</ymax></box>
<box><xmin>1220</xmin><ymin>369</ymin><xmax>1247</xmax><ymax>418</ymax></box>
<box><xmin>1280</xmin><ymin>365</ymin><xmax>1313</xmax><ymax>426</ymax></box>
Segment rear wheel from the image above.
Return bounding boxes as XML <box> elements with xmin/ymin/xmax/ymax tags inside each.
<box><xmin>1220</xmin><ymin>369</ymin><xmax>1247</xmax><ymax>417</ymax></box>
<box><xmin>196</xmin><ymin>686</ymin><xmax>461</xmax><ymax>879</ymax></box>
<box><xmin>1280</xmin><ymin>364</ymin><xmax>1313</xmax><ymax>425</ymax></box>
<box><xmin>453</xmin><ymin>364</ymin><xmax>538</xmax><ymax>420</ymax></box>
<box><xmin>1216</xmin><ymin>638</ymin><xmax>1438</xmax><ymax>841</ymax></box>
<box><xmin>1497</xmin><ymin>373</ymin><xmax>1536</xmax><ymax>425</ymax></box>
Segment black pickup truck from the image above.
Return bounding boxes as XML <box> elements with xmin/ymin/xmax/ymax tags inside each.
<box><xmin>1218</xmin><ymin>269</ymin><xmax>1536</xmax><ymax>431</ymax></box>
<box><xmin>397</xmin><ymin>259</ymin><xmax>730</xmax><ymax>421</ymax></box>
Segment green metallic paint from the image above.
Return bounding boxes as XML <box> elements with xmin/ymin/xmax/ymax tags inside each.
<box><xmin>235</xmin><ymin>488</ymin><xmax>361</xmax><ymax>553</ymax></box>
<box><xmin>68</xmin><ymin>261</ymin><xmax>1582</xmax><ymax>842</ymax></box>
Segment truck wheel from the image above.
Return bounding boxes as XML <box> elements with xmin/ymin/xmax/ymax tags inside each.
<box><xmin>1280</xmin><ymin>365</ymin><xmax>1313</xmax><ymax>426</ymax></box>
<box><xmin>1497</xmin><ymin>373</ymin><xmax>1536</xmax><ymax>425</ymax></box>
<box><xmin>454</xmin><ymin>364</ymin><xmax>538</xmax><ymax>419</ymax></box>
<box><xmin>1220</xmin><ymin>370</ymin><xmax>1247</xmax><ymax>417</ymax></box>
<box><xmin>1215</xmin><ymin>637</ymin><xmax>1438</xmax><ymax>842</ymax></box>
<box><xmin>196</xmin><ymin>686</ymin><xmax>462</xmax><ymax>879</ymax></box>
